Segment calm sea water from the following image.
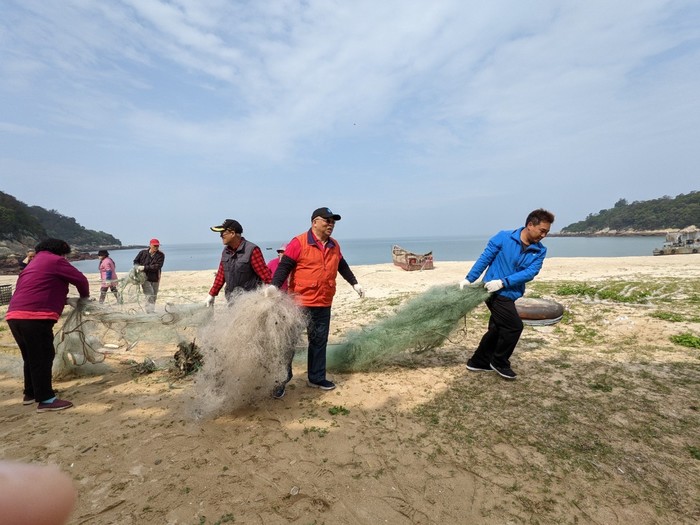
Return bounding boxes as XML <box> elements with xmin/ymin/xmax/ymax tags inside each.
<box><xmin>71</xmin><ymin>235</ymin><xmax>665</xmax><ymax>274</ymax></box>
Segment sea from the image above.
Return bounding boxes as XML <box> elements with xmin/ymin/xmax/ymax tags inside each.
<box><xmin>70</xmin><ymin>235</ymin><xmax>666</xmax><ymax>274</ymax></box>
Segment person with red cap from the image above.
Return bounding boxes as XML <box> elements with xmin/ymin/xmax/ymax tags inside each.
<box><xmin>133</xmin><ymin>238</ymin><xmax>165</xmax><ymax>313</ymax></box>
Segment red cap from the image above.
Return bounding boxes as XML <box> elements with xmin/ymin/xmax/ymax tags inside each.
<box><xmin>150</xmin><ymin>238</ymin><xmax>160</xmax><ymax>246</ymax></box>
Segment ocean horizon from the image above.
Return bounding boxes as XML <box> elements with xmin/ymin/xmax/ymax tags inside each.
<box><xmin>70</xmin><ymin>234</ymin><xmax>666</xmax><ymax>274</ymax></box>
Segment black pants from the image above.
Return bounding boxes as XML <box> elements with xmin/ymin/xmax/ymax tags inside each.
<box><xmin>99</xmin><ymin>285</ymin><xmax>119</xmax><ymax>303</ymax></box>
<box><xmin>470</xmin><ymin>295</ymin><xmax>523</xmax><ymax>368</ymax></box>
<box><xmin>304</xmin><ymin>306</ymin><xmax>332</xmax><ymax>383</ymax></box>
<box><xmin>7</xmin><ymin>319</ymin><xmax>57</xmax><ymax>402</ymax></box>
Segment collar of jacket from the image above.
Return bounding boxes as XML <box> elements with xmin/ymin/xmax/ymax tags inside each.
<box><xmin>306</xmin><ymin>229</ymin><xmax>336</xmax><ymax>249</ymax></box>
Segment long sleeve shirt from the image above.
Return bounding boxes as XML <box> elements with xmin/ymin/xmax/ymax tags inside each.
<box><xmin>208</xmin><ymin>245</ymin><xmax>271</xmax><ymax>296</ymax></box>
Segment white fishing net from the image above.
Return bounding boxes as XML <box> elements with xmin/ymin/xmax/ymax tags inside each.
<box><xmin>187</xmin><ymin>288</ymin><xmax>306</xmax><ymax>419</ymax></box>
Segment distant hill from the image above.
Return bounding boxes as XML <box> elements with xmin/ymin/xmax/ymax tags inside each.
<box><xmin>0</xmin><ymin>190</ymin><xmax>121</xmax><ymax>257</ymax></box>
<box><xmin>27</xmin><ymin>205</ymin><xmax>121</xmax><ymax>248</ymax></box>
<box><xmin>561</xmin><ymin>191</ymin><xmax>700</xmax><ymax>234</ymax></box>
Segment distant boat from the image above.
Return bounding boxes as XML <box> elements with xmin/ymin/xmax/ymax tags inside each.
<box><xmin>392</xmin><ymin>245</ymin><xmax>434</xmax><ymax>271</ymax></box>
<box><xmin>652</xmin><ymin>227</ymin><xmax>700</xmax><ymax>255</ymax></box>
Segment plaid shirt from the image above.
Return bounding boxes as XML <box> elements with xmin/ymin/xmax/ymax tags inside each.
<box><xmin>209</xmin><ymin>245</ymin><xmax>271</xmax><ymax>296</ymax></box>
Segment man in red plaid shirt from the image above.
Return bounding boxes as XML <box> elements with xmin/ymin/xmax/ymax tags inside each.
<box><xmin>205</xmin><ymin>219</ymin><xmax>272</xmax><ymax>306</ymax></box>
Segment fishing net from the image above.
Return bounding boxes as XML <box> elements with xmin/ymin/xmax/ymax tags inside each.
<box><xmin>51</xmin><ymin>264</ymin><xmax>212</xmax><ymax>377</ymax></box>
<box><xmin>188</xmin><ymin>288</ymin><xmax>306</xmax><ymax>419</ymax></box>
<box><xmin>53</xmin><ymin>300</ymin><xmax>212</xmax><ymax>378</ymax></box>
<box><xmin>328</xmin><ymin>283</ymin><xmax>490</xmax><ymax>372</ymax></box>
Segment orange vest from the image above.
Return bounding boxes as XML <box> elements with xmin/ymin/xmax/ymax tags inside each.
<box><xmin>289</xmin><ymin>232</ymin><xmax>341</xmax><ymax>307</ymax></box>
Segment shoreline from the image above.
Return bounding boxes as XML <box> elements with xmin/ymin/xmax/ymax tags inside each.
<box><xmin>2</xmin><ymin>254</ymin><xmax>700</xmax><ymax>289</ymax></box>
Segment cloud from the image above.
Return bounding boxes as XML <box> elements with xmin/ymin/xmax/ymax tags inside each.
<box><xmin>1</xmin><ymin>0</ymin><xmax>699</xmax><ymax>242</ymax></box>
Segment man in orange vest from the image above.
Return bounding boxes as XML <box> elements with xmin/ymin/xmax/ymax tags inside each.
<box><xmin>270</xmin><ymin>207</ymin><xmax>364</xmax><ymax>395</ymax></box>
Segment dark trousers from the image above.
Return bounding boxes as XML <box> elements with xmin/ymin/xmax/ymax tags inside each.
<box><xmin>99</xmin><ymin>285</ymin><xmax>119</xmax><ymax>303</ymax></box>
<box><xmin>471</xmin><ymin>295</ymin><xmax>523</xmax><ymax>368</ymax></box>
<box><xmin>7</xmin><ymin>319</ymin><xmax>57</xmax><ymax>402</ymax></box>
<box><xmin>304</xmin><ymin>306</ymin><xmax>332</xmax><ymax>383</ymax></box>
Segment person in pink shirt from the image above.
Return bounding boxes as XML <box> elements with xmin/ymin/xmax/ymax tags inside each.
<box><xmin>5</xmin><ymin>238</ymin><xmax>90</xmax><ymax>412</ymax></box>
<box><xmin>266</xmin><ymin>244</ymin><xmax>289</xmax><ymax>292</ymax></box>
<box><xmin>97</xmin><ymin>249</ymin><xmax>120</xmax><ymax>303</ymax></box>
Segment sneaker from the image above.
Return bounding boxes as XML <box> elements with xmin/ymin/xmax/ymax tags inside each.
<box><xmin>23</xmin><ymin>395</ymin><xmax>35</xmax><ymax>405</ymax></box>
<box><xmin>36</xmin><ymin>399</ymin><xmax>74</xmax><ymax>413</ymax></box>
<box><xmin>306</xmin><ymin>379</ymin><xmax>336</xmax><ymax>391</ymax></box>
<box><xmin>466</xmin><ymin>359</ymin><xmax>494</xmax><ymax>372</ymax></box>
<box><xmin>490</xmin><ymin>363</ymin><xmax>517</xmax><ymax>380</ymax></box>
<box><xmin>272</xmin><ymin>385</ymin><xmax>286</xmax><ymax>399</ymax></box>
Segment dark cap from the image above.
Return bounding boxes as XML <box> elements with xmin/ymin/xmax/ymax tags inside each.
<box><xmin>210</xmin><ymin>219</ymin><xmax>243</xmax><ymax>234</ymax></box>
<box><xmin>311</xmin><ymin>207</ymin><xmax>341</xmax><ymax>221</ymax></box>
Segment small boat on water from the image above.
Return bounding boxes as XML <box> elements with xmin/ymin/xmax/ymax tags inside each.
<box><xmin>653</xmin><ymin>228</ymin><xmax>700</xmax><ymax>255</ymax></box>
<box><xmin>392</xmin><ymin>245</ymin><xmax>434</xmax><ymax>271</ymax></box>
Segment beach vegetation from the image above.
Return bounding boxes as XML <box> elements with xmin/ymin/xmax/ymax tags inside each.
<box><xmin>670</xmin><ymin>332</ymin><xmax>700</xmax><ymax>348</ymax></box>
<box><xmin>328</xmin><ymin>405</ymin><xmax>350</xmax><ymax>416</ymax></box>
<box><xmin>303</xmin><ymin>426</ymin><xmax>329</xmax><ymax>437</ymax></box>
<box><xmin>651</xmin><ymin>311</ymin><xmax>686</xmax><ymax>322</ymax></box>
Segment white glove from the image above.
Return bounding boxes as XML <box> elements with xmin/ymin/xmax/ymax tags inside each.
<box><xmin>459</xmin><ymin>278</ymin><xmax>471</xmax><ymax>290</ymax></box>
<box><xmin>353</xmin><ymin>284</ymin><xmax>365</xmax><ymax>298</ymax></box>
<box><xmin>263</xmin><ymin>285</ymin><xmax>278</xmax><ymax>298</ymax></box>
<box><xmin>136</xmin><ymin>265</ymin><xmax>145</xmax><ymax>272</ymax></box>
<box><xmin>485</xmin><ymin>279</ymin><xmax>504</xmax><ymax>293</ymax></box>
<box><xmin>205</xmin><ymin>294</ymin><xmax>215</xmax><ymax>307</ymax></box>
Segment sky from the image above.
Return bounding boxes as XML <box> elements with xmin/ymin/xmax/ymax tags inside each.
<box><xmin>1</xmin><ymin>0</ymin><xmax>699</xmax><ymax>246</ymax></box>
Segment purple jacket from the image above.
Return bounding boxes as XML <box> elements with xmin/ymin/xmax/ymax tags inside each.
<box><xmin>5</xmin><ymin>251</ymin><xmax>90</xmax><ymax>321</ymax></box>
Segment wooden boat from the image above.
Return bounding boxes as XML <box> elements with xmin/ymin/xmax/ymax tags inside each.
<box><xmin>392</xmin><ymin>245</ymin><xmax>434</xmax><ymax>271</ymax></box>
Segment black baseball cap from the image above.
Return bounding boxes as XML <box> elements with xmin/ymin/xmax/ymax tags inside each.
<box><xmin>210</xmin><ymin>219</ymin><xmax>243</xmax><ymax>234</ymax></box>
<box><xmin>311</xmin><ymin>207</ymin><xmax>341</xmax><ymax>221</ymax></box>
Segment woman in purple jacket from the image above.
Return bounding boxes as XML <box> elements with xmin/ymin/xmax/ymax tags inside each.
<box><xmin>5</xmin><ymin>238</ymin><xmax>90</xmax><ymax>412</ymax></box>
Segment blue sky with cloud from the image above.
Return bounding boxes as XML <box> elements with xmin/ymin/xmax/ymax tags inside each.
<box><xmin>1</xmin><ymin>0</ymin><xmax>698</xmax><ymax>245</ymax></box>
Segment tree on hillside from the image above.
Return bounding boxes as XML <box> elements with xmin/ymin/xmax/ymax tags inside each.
<box><xmin>562</xmin><ymin>191</ymin><xmax>700</xmax><ymax>233</ymax></box>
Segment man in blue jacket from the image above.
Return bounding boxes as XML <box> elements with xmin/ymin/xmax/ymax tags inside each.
<box><xmin>460</xmin><ymin>209</ymin><xmax>555</xmax><ymax>379</ymax></box>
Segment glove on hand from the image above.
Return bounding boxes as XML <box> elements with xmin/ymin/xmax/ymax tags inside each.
<box><xmin>205</xmin><ymin>294</ymin><xmax>215</xmax><ymax>307</ymax></box>
<box><xmin>485</xmin><ymin>279</ymin><xmax>504</xmax><ymax>293</ymax></box>
<box><xmin>66</xmin><ymin>297</ymin><xmax>79</xmax><ymax>308</ymax></box>
<box><xmin>353</xmin><ymin>284</ymin><xmax>365</xmax><ymax>298</ymax></box>
<box><xmin>136</xmin><ymin>265</ymin><xmax>145</xmax><ymax>272</ymax></box>
<box><xmin>459</xmin><ymin>278</ymin><xmax>471</xmax><ymax>290</ymax></box>
<box><xmin>263</xmin><ymin>285</ymin><xmax>278</xmax><ymax>298</ymax></box>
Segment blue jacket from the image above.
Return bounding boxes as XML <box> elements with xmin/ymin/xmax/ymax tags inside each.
<box><xmin>466</xmin><ymin>228</ymin><xmax>547</xmax><ymax>301</ymax></box>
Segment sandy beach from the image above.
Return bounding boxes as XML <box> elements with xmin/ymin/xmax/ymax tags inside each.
<box><xmin>1</xmin><ymin>256</ymin><xmax>699</xmax><ymax>524</ymax></box>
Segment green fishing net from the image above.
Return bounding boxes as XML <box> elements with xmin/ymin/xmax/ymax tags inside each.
<box><xmin>328</xmin><ymin>283</ymin><xmax>490</xmax><ymax>372</ymax></box>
